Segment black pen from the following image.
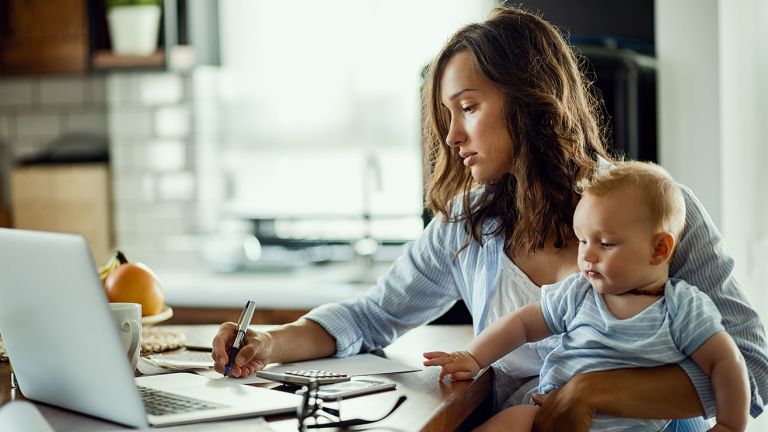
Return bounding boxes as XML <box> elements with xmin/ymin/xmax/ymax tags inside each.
<box><xmin>223</xmin><ymin>300</ymin><xmax>257</xmax><ymax>377</ymax></box>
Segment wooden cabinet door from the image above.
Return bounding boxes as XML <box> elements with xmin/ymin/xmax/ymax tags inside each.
<box><xmin>0</xmin><ymin>0</ymin><xmax>88</xmax><ymax>74</ymax></box>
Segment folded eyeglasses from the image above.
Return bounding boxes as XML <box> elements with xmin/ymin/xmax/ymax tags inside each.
<box><xmin>297</xmin><ymin>379</ymin><xmax>407</xmax><ymax>431</ymax></box>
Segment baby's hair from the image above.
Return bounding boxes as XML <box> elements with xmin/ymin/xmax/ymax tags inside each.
<box><xmin>576</xmin><ymin>161</ymin><xmax>686</xmax><ymax>242</ymax></box>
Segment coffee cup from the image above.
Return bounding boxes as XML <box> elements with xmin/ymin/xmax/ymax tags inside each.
<box><xmin>109</xmin><ymin>302</ymin><xmax>141</xmax><ymax>370</ymax></box>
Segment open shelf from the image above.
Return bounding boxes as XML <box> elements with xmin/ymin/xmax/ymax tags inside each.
<box><xmin>91</xmin><ymin>49</ymin><xmax>165</xmax><ymax>70</ymax></box>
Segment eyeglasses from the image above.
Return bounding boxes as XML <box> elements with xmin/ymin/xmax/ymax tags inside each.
<box><xmin>297</xmin><ymin>379</ymin><xmax>407</xmax><ymax>431</ymax></box>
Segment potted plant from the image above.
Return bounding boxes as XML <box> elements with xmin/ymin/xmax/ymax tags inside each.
<box><xmin>106</xmin><ymin>0</ymin><xmax>162</xmax><ymax>56</ymax></box>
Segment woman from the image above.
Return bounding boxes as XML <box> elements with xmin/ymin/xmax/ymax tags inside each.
<box><xmin>213</xmin><ymin>7</ymin><xmax>767</xmax><ymax>430</ymax></box>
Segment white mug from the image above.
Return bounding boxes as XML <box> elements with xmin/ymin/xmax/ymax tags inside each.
<box><xmin>109</xmin><ymin>303</ymin><xmax>142</xmax><ymax>371</ymax></box>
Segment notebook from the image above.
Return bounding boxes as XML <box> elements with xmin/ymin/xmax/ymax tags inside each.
<box><xmin>0</xmin><ymin>228</ymin><xmax>302</xmax><ymax>428</ymax></box>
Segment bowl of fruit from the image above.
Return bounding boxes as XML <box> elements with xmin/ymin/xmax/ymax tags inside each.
<box><xmin>98</xmin><ymin>251</ymin><xmax>172</xmax><ymax>326</ymax></box>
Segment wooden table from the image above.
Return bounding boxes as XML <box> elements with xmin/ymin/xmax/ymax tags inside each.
<box><xmin>0</xmin><ymin>325</ymin><xmax>492</xmax><ymax>431</ymax></box>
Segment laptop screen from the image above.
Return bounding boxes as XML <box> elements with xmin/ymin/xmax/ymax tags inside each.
<box><xmin>0</xmin><ymin>229</ymin><xmax>152</xmax><ymax>427</ymax></box>
<box><xmin>0</xmin><ymin>229</ymin><xmax>302</xmax><ymax>428</ymax></box>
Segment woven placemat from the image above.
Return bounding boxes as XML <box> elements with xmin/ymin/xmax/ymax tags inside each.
<box><xmin>141</xmin><ymin>327</ymin><xmax>186</xmax><ymax>355</ymax></box>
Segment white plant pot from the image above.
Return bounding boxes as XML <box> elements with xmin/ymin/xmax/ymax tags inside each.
<box><xmin>107</xmin><ymin>5</ymin><xmax>161</xmax><ymax>56</ymax></box>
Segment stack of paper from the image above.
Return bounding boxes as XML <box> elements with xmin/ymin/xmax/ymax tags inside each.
<box><xmin>138</xmin><ymin>351</ymin><xmax>214</xmax><ymax>375</ymax></box>
<box><xmin>195</xmin><ymin>353</ymin><xmax>420</xmax><ymax>384</ymax></box>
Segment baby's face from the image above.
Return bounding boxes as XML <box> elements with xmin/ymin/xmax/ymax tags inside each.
<box><xmin>573</xmin><ymin>189</ymin><xmax>661</xmax><ymax>296</ymax></box>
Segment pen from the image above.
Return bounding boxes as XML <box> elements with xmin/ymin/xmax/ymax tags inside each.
<box><xmin>223</xmin><ymin>300</ymin><xmax>257</xmax><ymax>377</ymax></box>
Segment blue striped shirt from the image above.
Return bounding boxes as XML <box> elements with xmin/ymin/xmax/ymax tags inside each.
<box><xmin>306</xmin><ymin>185</ymin><xmax>768</xmax><ymax>429</ymax></box>
<box><xmin>539</xmin><ymin>275</ymin><xmax>723</xmax><ymax>431</ymax></box>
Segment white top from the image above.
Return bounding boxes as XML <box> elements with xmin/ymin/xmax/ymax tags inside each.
<box><xmin>485</xmin><ymin>253</ymin><xmax>560</xmax><ymax>408</ymax></box>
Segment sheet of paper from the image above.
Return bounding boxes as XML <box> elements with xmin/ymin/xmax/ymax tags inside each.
<box><xmin>195</xmin><ymin>353</ymin><xmax>420</xmax><ymax>384</ymax></box>
<box><xmin>137</xmin><ymin>357</ymin><xmax>177</xmax><ymax>376</ymax></box>
<box><xmin>147</xmin><ymin>351</ymin><xmax>215</xmax><ymax>369</ymax></box>
<box><xmin>138</xmin><ymin>351</ymin><xmax>216</xmax><ymax>376</ymax></box>
<box><xmin>0</xmin><ymin>401</ymin><xmax>55</xmax><ymax>432</ymax></box>
<box><xmin>265</xmin><ymin>353</ymin><xmax>421</xmax><ymax>375</ymax></box>
<box><xmin>195</xmin><ymin>369</ymin><xmax>272</xmax><ymax>384</ymax></box>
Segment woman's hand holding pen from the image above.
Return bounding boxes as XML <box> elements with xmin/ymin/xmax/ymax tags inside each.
<box><xmin>212</xmin><ymin>318</ymin><xmax>337</xmax><ymax>377</ymax></box>
<box><xmin>212</xmin><ymin>322</ymin><xmax>273</xmax><ymax>378</ymax></box>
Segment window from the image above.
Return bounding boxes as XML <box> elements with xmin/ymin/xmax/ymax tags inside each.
<box><xmin>196</xmin><ymin>0</ymin><xmax>494</xmax><ymax>245</ymax></box>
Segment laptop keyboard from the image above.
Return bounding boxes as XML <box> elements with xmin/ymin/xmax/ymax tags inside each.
<box><xmin>138</xmin><ymin>386</ymin><xmax>225</xmax><ymax>416</ymax></box>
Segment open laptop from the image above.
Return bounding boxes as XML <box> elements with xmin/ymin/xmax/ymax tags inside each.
<box><xmin>0</xmin><ymin>228</ymin><xmax>302</xmax><ymax>428</ymax></box>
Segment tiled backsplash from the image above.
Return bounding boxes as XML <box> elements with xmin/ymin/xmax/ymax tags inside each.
<box><xmin>107</xmin><ymin>72</ymin><xmax>200</xmax><ymax>268</ymax></box>
<box><xmin>0</xmin><ymin>72</ymin><xmax>201</xmax><ymax>268</ymax></box>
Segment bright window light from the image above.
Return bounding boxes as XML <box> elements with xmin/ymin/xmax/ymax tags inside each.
<box><xmin>200</xmin><ymin>0</ymin><xmax>494</xmax><ymax>241</ymax></box>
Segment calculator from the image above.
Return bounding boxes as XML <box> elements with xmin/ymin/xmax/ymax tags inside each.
<box><xmin>256</xmin><ymin>369</ymin><xmax>351</xmax><ymax>385</ymax></box>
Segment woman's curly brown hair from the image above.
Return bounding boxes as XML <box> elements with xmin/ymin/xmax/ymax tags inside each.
<box><xmin>422</xmin><ymin>6</ymin><xmax>614</xmax><ymax>257</ymax></box>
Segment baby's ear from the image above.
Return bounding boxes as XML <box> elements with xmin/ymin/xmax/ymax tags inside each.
<box><xmin>651</xmin><ymin>233</ymin><xmax>675</xmax><ymax>265</ymax></box>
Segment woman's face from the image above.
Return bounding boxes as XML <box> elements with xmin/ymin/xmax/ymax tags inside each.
<box><xmin>440</xmin><ymin>51</ymin><xmax>514</xmax><ymax>182</ymax></box>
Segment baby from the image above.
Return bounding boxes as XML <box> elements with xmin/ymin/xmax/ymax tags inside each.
<box><xmin>424</xmin><ymin>161</ymin><xmax>749</xmax><ymax>432</ymax></box>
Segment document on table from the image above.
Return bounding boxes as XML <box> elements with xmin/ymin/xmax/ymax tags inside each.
<box><xmin>146</xmin><ymin>351</ymin><xmax>215</xmax><ymax>369</ymax></box>
<box><xmin>138</xmin><ymin>351</ymin><xmax>215</xmax><ymax>376</ymax></box>
<box><xmin>196</xmin><ymin>353</ymin><xmax>421</xmax><ymax>384</ymax></box>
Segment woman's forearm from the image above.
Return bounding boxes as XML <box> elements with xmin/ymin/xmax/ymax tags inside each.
<box><xmin>579</xmin><ymin>364</ymin><xmax>704</xmax><ymax>419</ymax></box>
<box><xmin>266</xmin><ymin>318</ymin><xmax>337</xmax><ymax>363</ymax></box>
<box><xmin>710</xmin><ymin>355</ymin><xmax>749</xmax><ymax>430</ymax></box>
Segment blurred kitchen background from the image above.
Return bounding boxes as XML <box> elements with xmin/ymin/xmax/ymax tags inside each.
<box><xmin>0</xmin><ymin>0</ymin><xmax>504</xmax><ymax>320</ymax></box>
<box><xmin>1</xmin><ymin>0</ymin><xmax>767</xmax><ymax>398</ymax></box>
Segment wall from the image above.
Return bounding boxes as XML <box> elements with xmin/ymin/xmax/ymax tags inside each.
<box><xmin>0</xmin><ymin>72</ymin><xmax>200</xmax><ymax>268</ymax></box>
<box><xmin>107</xmin><ymin>72</ymin><xmax>200</xmax><ymax>268</ymax></box>
<box><xmin>657</xmin><ymin>1</ymin><xmax>768</xmax><ymax>430</ymax></box>
<box><xmin>657</xmin><ymin>0</ymin><xmax>768</xmax><ymax>296</ymax></box>
<box><xmin>719</xmin><ymin>0</ymin><xmax>768</xmax><ymax>300</ymax></box>
<box><xmin>656</xmin><ymin>0</ymin><xmax>722</xmax><ymax>225</ymax></box>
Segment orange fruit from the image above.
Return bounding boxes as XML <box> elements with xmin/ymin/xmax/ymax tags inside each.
<box><xmin>105</xmin><ymin>263</ymin><xmax>164</xmax><ymax>316</ymax></box>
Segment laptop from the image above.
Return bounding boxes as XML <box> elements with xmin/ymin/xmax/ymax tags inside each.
<box><xmin>0</xmin><ymin>228</ymin><xmax>302</xmax><ymax>428</ymax></box>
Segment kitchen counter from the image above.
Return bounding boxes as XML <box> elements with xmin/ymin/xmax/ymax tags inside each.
<box><xmin>157</xmin><ymin>261</ymin><xmax>392</xmax><ymax>310</ymax></box>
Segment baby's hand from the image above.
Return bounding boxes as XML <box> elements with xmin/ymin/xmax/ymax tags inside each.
<box><xmin>423</xmin><ymin>350</ymin><xmax>480</xmax><ymax>381</ymax></box>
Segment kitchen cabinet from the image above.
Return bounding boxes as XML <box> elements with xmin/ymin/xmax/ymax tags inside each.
<box><xmin>0</xmin><ymin>0</ymin><xmax>89</xmax><ymax>74</ymax></box>
<box><xmin>10</xmin><ymin>164</ymin><xmax>112</xmax><ymax>262</ymax></box>
<box><xmin>0</xmin><ymin>0</ymin><xmax>219</xmax><ymax>75</ymax></box>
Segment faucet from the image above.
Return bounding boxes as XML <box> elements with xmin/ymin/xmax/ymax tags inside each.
<box><xmin>354</xmin><ymin>152</ymin><xmax>383</xmax><ymax>277</ymax></box>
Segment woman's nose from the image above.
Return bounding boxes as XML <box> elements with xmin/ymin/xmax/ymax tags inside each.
<box><xmin>445</xmin><ymin>120</ymin><xmax>465</xmax><ymax>147</ymax></box>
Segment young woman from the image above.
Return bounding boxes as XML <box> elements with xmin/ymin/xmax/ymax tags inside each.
<box><xmin>212</xmin><ymin>7</ymin><xmax>768</xmax><ymax>430</ymax></box>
